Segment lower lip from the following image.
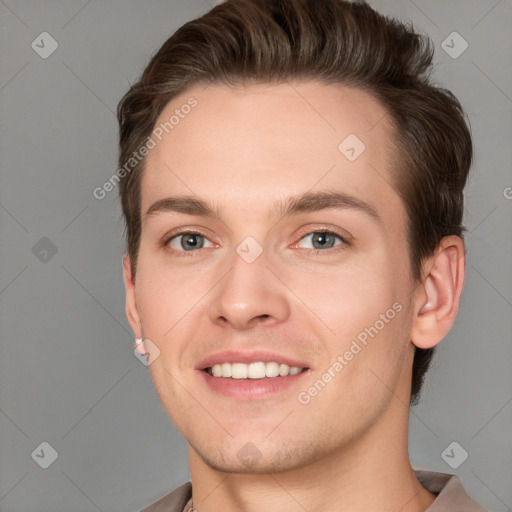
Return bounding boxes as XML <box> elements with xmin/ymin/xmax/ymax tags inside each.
<box><xmin>198</xmin><ymin>369</ymin><xmax>310</xmax><ymax>399</ymax></box>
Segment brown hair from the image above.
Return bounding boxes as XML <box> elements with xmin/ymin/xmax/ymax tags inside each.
<box><xmin>117</xmin><ymin>0</ymin><xmax>472</xmax><ymax>404</ymax></box>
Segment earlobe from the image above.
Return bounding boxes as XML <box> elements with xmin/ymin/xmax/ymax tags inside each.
<box><xmin>411</xmin><ymin>236</ymin><xmax>465</xmax><ymax>349</ymax></box>
<box><xmin>122</xmin><ymin>254</ymin><xmax>142</xmax><ymax>339</ymax></box>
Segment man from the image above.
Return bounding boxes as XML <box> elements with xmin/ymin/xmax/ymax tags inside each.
<box><xmin>118</xmin><ymin>0</ymin><xmax>486</xmax><ymax>510</ymax></box>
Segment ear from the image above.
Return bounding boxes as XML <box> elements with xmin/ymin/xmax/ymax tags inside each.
<box><xmin>410</xmin><ymin>235</ymin><xmax>465</xmax><ymax>349</ymax></box>
<box><xmin>122</xmin><ymin>254</ymin><xmax>142</xmax><ymax>341</ymax></box>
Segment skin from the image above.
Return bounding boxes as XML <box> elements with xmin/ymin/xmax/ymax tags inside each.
<box><xmin>123</xmin><ymin>81</ymin><xmax>465</xmax><ymax>512</ymax></box>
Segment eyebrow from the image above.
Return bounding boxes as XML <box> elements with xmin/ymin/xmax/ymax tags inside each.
<box><xmin>144</xmin><ymin>190</ymin><xmax>380</xmax><ymax>224</ymax></box>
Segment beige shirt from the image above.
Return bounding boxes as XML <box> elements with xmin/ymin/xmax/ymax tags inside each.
<box><xmin>141</xmin><ymin>470</ymin><xmax>487</xmax><ymax>512</ymax></box>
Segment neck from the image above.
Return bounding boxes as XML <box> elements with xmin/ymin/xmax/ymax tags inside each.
<box><xmin>187</xmin><ymin>398</ymin><xmax>436</xmax><ymax>512</ymax></box>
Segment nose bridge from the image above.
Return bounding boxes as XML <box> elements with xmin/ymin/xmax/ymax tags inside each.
<box><xmin>208</xmin><ymin>238</ymin><xmax>290</xmax><ymax>329</ymax></box>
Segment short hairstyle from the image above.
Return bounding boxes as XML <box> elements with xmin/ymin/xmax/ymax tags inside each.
<box><xmin>117</xmin><ymin>0</ymin><xmax>473</xmax><ymax>404</ymax></box>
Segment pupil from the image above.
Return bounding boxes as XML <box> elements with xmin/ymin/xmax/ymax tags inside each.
<box><xmin>313</xmin><ymin>233</ymin><xmax>334</xmax><ymax>249</ymax></box>
<box><xmin>183</xmin><ymin>234</ymin><xmax>203</xmax><ymax>250</ymax></box>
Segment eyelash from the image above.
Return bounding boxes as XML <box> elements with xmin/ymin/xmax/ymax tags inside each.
<box><xmin>162</xmin><ymin>228</ymin><xmax>351</xmax><ymax>257</ymax></box>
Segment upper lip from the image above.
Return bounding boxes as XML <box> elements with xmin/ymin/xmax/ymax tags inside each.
<box><xmin>196</xmin><ymin>350</ymin><xmax>310</xmax><ymax>370</ymax></box>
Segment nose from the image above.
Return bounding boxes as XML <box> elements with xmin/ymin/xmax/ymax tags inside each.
<box><xmin>208</xmin><ymin>246</ymin><xmax>291</xmax><ymax>330</ymax></box>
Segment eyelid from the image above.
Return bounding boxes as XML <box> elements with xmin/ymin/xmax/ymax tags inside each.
<box><xmin>162</xmin><ymin>226</ymin><xmax>214</xmax><ymax>243</ymax></box>
<box><xmin>293</xmin><ymin>225</ymin><xmax>353</xmax><ymax>244</ymax></box>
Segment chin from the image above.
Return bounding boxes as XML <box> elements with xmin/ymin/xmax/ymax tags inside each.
<box><xmin>199</xmin><ymin>452</ymin><xmax>299</xmax><ymax>474</ymax></box>
<box><xmin>189</xmin><ymin>436</ymin><xmax>324</xmax><ymax>475</ymax></box>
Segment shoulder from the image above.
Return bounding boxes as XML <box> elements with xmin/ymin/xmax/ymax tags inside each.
<box><xmin>140</xmin><ymin>482</ymin><xmax>192</xmax><ymax>512</ymax></box>
<box><xmin>415</xmin><ymin>470</ymin><xmax>488</xmax><ymax>511</ymax></box>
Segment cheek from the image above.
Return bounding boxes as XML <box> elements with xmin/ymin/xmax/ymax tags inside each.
<box><xmin>299</xmin><ymin>297</ymin><xmax>409</xmax><ymax>427</ymax></box>
<box><xmin>289</xmin><ymin>253</ymin><xmax>409</xmax><ymax>388</ymax></box>
<box><xmin>134</xmin><ymin>256</ymin><xmax>217</xmax><ymax>372</ymax></box>
<box><xmin>284</xmin><ymin>253</ymin><xmax>402</xmax><ymax>333</ymax></box>
<box><xmin>135</xmin><ymin>251</ymin><xmax>199</xmax><ymax>330</ymax></box>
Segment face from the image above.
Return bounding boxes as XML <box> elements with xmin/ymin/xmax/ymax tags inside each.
<box><xmin>124</xmin><ymin>81</ymin><xmax>419</xmax><ymax>473</ymax></box>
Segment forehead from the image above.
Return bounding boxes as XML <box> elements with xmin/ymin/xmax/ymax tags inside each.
<box><xmin>140</xmin><ymin>81</ymin><xmax>403</xmax><ymax>225</ymax></box>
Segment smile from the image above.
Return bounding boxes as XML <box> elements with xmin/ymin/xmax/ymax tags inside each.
<box><xmin>206</xmin><ymin>361</ymin><xmax>306</xmax><ymax>379</ymax></box>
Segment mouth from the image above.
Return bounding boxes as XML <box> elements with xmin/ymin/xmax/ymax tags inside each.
<box><xmin>197</xmin><ymin>352</ymin><xmax>311</xmax><ymax>400</ymax></box>
<box><xmin>204</xmin><ymin>361</ymin><xmax>308</xmax><ymax>379</ymax></box>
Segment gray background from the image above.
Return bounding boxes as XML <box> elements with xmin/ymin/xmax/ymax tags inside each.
<box><xmin>0</xmin><ymin>0</ymin><xmax>510</xmax><ymax>511</ymax></box>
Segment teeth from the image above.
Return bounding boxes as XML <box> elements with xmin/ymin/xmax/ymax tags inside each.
<box><xmin>209</xmin><ymin>362</ymin><xmax>305</xmax><ymax>379</ymax></box>
<box><xmin>212</xmin><ymin>365</ymin><xmax>223</xmax><ymax>377</ymax></box>
<box><xmin>265</xmin><ymin>362</ymin><xmax>280</xmax><ymax>377</ymax></box>
<box><xmin>221</xmin><ymin>362</ymin><xmax>232</xmax><ymax>377</ymax></box>
<box><xmin>248</xmin><ymin>362</ymin><xmax>266</xmax><ymax>379</ymax></box>
<box><xmin>231</xmin><ymin>363</ymin><xmax>247</xmax><ymax>379</ymax></box>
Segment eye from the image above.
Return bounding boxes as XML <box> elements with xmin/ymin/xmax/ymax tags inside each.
<box><xmin>163</xmin><ymin>228</ymin><xmax>350</xmax><ymax>257</ymax></box>
<box><xmin>295</xmin><ymin>230</ymin><xmax>348</xmax><ymax>252</ymax></box>
<box><xmin>166</xmin><ymin>231</ymin><xmax>215</xmax><ymax>252</ymax></box>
